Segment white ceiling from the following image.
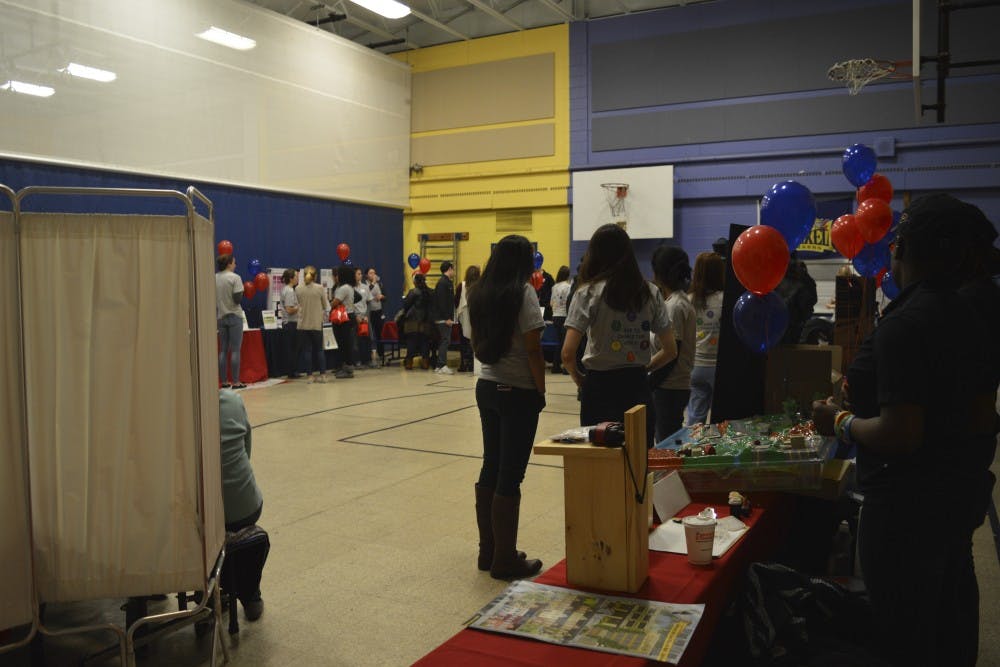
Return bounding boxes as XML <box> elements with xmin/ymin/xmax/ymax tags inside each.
<box><xmin>244</xmin><ymin>0</ymin><xmax>708</xmax><ymax>53</ymax></box>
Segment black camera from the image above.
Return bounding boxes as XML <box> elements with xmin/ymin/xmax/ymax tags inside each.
<box><xmin>589</xmin><ymin>422</ymin><xmax>625</xmax><ymax>447</ymax></box>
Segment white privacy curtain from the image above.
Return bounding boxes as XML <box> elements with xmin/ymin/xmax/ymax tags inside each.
<box><xmin>0</xmin><ymin>210</ymin><xmax>34</xmax><ymax>631</ymax></box>
<box><xmin>21</xmin><ymin>212</ymin><xmax>223</xmax><ymax>602</ymax></box>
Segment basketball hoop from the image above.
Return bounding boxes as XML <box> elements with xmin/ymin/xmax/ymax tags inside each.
<box><xmin>827</xmin><ymin>58</ymin><xmax>911</xmax><ymax>95</ymax></box>
<box><xmin>601</xmin><ymin>182</ymin><xmax>629</xmax><ymax>228</ymax></box>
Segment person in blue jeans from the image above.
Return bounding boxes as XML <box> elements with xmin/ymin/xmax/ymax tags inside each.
<box><xmin>469</xmin><ymin>235</ymin><xmax>546</xmax><ymax>580</ymax></box>
<box><xmin>215</xmin><ymin>254</ymin><xmax>246</xmax><ymax>389</ymax></box>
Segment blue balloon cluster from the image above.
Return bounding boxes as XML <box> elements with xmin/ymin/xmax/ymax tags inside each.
<box><xmin>842</xmin><ymin>143</ymin><xmax>877</xmax><ymax>187</ymax></box>
<box><xmin>733</xmin><ymin>291</ymin><xmax>789</xmax><ymax>354</ymax></box>
<box><xmin>407</xmin><ymin>253</ymin><xmax>420</xmax><ymax>269</ymax></box>
<box><xmin>247</xmin><ymin>258</ymin><xmax>262</xmax><ymax>277</ymax></box>
<box><xmin>852</xmin><ymin>233</ymin><xmax>893</xmax><ymax>278</ymax></box>
<box><xmin>534</xmin><ymin>251</ymin><xmax>544</xmax><ymax>271</ymax></box>
<box><xmin>760</xmin><ymin>181</ymin><xmax>817</xmax><ymax>251</ymax></box>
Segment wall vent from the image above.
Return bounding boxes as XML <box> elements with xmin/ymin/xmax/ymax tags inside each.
<box><xmin>496</xmin><ymin>210</ymin><xmax>533</xmax><ymax>232</ymax></box>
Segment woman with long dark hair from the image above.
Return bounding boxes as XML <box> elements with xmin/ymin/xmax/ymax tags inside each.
<box><xmin>401</xmin><ymin>273</ymin><xmax>431</xmax><ymax>370</ymax></box>
<box><xmin>650</xmin><ymin>246</ymin><xmax>695</xmax><ymax>442</ymax></box>
<box><xmin>812</xmin><ymin>194</ymin><xmax>999</xmax><ymax>666</ymax></box>
<box><xmin>330</xmin><ymin>265</ymin><xmax>357</xmax><ymax>379</ymax></box>
<box><xmin>469</xmin><ymin>234</ymin><xmax>546</xmax><ymax>580</ymax></box>
<box><xmin>561</xmin><ymin>224</ymin><xmax>676</xmax><ymax>444</ymax></box>
<box><xmin>686</xmin><ymin>251</ymin><xmax>725</xmax><ymax>425</ymax></box>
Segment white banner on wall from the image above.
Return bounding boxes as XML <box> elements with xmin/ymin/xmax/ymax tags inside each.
<box><xmin>572</xmin><ymin>165</ymin><xmax>675</xmax><ymax>241</ymax></box>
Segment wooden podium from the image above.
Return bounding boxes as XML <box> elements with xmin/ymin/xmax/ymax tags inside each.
<box><xmin>534</xmin><ymin>405</ymin><xmax>650</xmax><ymax>593</ymax></box>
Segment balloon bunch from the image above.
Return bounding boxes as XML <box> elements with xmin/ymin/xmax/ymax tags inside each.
<box><xmin>731</xmin><ymin>181</ymin><xmax>817</xmax><ymax>353</ymax></box>
<box><xmin>833</xmin><ymin>144</ymin><xmax>897</xmax><ymax>282</ymax></box>
<box><xmin>407</xmin><ymin>252</ymin><xmax>431</xmax><ymax>274</ymax></box>
<box><xmin>217</xmin><ymin>239</ymin><xmax>269</xmax><ymax>301</ymax></box>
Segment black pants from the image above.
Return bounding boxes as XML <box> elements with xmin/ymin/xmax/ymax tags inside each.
<box><xmin>652</xmin><ymin>387</ymin><xmax>690</xmax><ymax>445</ymax></box>
<box><xmin>551</xmin><ymin>317</ymin><xmax>566</xmax><ymax>371</ymax></box>
<box><xmin>405</xmin><ymin>329</ymin><xmax>427</xmax><ymax>361</ymax></box>
<box><xmin>356</xmin><ymin>325</ymin><xmax>371</xmax><ymax>365</ymax></box>
<box><xmin>282</xmin><ymin>322</ymin><xmax>299</xmax><ymax>376</ymax></box>
<box><xmin>580</xmin><ymin>367</ymin><xmax>654</xmax><ymax>447</ymax></box>
<box><xmin>858</xmin><ymin>493</ymin><xmax>983</xmax><ymax>666</ymax></box>
<box><xmin>476</xmin><ymin>380</ymin><xmax>542</xmax><ymax>496</ymax></box>
<box><xmin>298</xmin><ymin>329</ymin><xmax>325</xmax><ymax>374</ymax></box>
<box><xmin>333</xmin><ymin>316</ymin><xmax>356</xmax><ymax>370</ymax></box>
<box><xmin>369</xmin><ymin>310</ymin><xmax>385</xmax><ymax>359</ymax></box>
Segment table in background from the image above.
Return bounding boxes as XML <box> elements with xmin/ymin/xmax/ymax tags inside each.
<box><xmin>219</xmin><ymin>328</ymin><xmax>268</xmax><ymax>384</ymax></box>
<box><xmin>260</xmin><ymin>327</ymin><xmax>342</xmax><ymax>377</ymax></box>
<box><xmin>414</xmin><ymin>496</ymin><xmax>792</xmax><ymax>667</ymax></box>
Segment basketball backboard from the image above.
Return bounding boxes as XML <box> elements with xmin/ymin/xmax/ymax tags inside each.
<box><xmin>571</xmin><ymin>165</ymin><xmax>674</xmax><ymax>241</ymax></box>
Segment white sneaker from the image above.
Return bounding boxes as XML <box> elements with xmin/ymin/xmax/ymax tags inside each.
<box><xmin>433</xmin><ymin>367</ymin><xmax>441</xmax><ymax>374</ymax></box>
<box><xmin>439</xmin><ymin>366</ymin><xmax>454</xmax><ymax>375</ymax></box>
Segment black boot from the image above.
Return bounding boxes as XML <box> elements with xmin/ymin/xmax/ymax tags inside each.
<box><xmin>475</xmin><ymin>484</ymin><xmax>525</xmax><ymax>571</ymax></box>
<box><xmin>490</xmin><ymin>493</ymin><xmax>542</xmax><ymax>580</ymax></box>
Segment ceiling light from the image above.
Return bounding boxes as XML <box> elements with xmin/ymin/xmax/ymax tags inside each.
<box><xmin>64</xmin><ymin>62</ymin><xmax>117</xmax><ymax>83</ymax></box>
<box><xmin>348</xmin><ymin>0</ymin><xmax>411</xmax><ymax>20</ymax></box>
<box><xmin>1</xmin><ymin>80</ymin><xmax>55</xmax><ymax>98</ymax></box>
<box><xmin>196</xmin><ymin>26</ymin><xmax>256</xmax><ymax>51</ymax></box>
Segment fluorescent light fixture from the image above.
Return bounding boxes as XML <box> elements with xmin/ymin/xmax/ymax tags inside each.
<box><xmin>64</xmin><ymin>62</ymin><xmax>117</xmax><ymax>83</ymax></box>
<box><xmin>348</xmin><ymin>0</ymin><xmax>411</xmax><ymax>19</ymax></box>
<box><xmin>196</xmin><ymin>26</ymin><xmax>256</xmax><ymax>51</ymax></box>
<box><xmin>1</xmin><ymin>80</ymin><xmax>55</xmax><ymax>97</ymax></box>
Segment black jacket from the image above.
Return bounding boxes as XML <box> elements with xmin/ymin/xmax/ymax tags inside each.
<box><xmin>430</xmin><ymin>274</ymin><xmax>455</xmax><ymax>321</ymax></box>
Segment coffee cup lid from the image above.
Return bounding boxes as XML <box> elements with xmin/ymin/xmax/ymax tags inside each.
<box><xmin>683</xmin><ymin>508</ymin><xmax>717</xmax><ymax>526</ymax></box>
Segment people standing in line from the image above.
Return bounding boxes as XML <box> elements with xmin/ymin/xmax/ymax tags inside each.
<box><xmin>561</xmin><ymin>224</ymin><xmax>676</xmax><ymax>445</ymax></box>
<box><xmin>366</xmin><ymin>267</ymin><xmax>386</xmax><ymax>367</ymax></box>
<box><xmin>219</xmin><ymin>388</ymin><xmax>265</xmax><ymax>620</ymax></box>
<box><xmin>686</xmin><ymin>252</ymin><xmax>725</xmax><ymax>425</ymax></box>
<box><xmin>353</xmin><ymin>267</ymin><xmax>373</xmax><ymax>370</ymax></box>
<box><xmin>280</xmin><ymin>269</ymin><xmax>301</xmax><ymax>379</ymax></box>
<box><xmin>330</xmin><ymin>265</ymin><xmax>358</xmax><ymax>379</ymax></box>
<box><xmin>402</xmin><ymin>273</ymin><xmax>431</xmax><ymax>370</ymax></box>
<box><xmin>549</xmin><ymin>266</ymin><xmax>571</xmax><ymax>374</ymax></box>
<box><xmin>215</xmin><ymin>254</ymin><xmax>247</xmax><ymax>389</ymax></box>
<box><xmin>431</xmin><ymin>261</ymin><xmax>457</xmax><ymax>375</ymax></box>
<box><xmin>294</xmin><ymin>265</ymin><xmax>330</xmax><ymax>383</ymax></box>
<box><xmin>469</xmin><ymin>234</ymin><xmax>546</xmax><ymax>580</ymax></box>
<box><xmin>811</xmin><ymin>194</ymin><xmax>999</xmax><ymax>667</ymax></box>
<box><xmin>455</xmin><ymin>265</ymin><xmax>481</xmax><ymax>373</ymax></box>
<box><xmin>649</xmin><ymin>246</ymin><xmax>695</xmax><ymax>443</ymax></box>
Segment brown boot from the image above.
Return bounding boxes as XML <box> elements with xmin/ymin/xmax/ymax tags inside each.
<box><xmin>420</xmin><ymin>357</ymin><xmax>430</xmax><ymax>370</ymax></box>
<box><xmin>490</xmin><ymin>493</ymin><xmax>542</xmax><ymax>580</ymax></box>
<box><xmin>404</xmin><ymin>357</ymin><xmax>413</xmax><ymax>370</ymax></box>
<box><xmin>475</xmin><ymin>484</ymin><xmax>525</xmax><ymax>571</ymax></box>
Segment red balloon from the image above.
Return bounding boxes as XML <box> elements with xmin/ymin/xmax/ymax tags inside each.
<box><xmin>418</xmin><ymin>258</ymin><xmax>431</xmax><ymax>274</ymax></box>
<box><xmin>831</xmin><ymin>214</ymin><xmax>865</xmax><ymax>260</ymax></box>
<box><xmin>856</xmin><ymin>173</ymin><xmax>893</xmax><ymax>205</ymax></box>
<box><xmin>530</xmin><ymin>270</ymin><xmax>544</xmax><ymax>290</ymax></box>
<box><xmin>217</xmin><ymin>240</ymin><xmax>233</xmax><ymax>256</ymax></box>
<box><xmin>254</xmin><ymin>272</ymin><xmax>270</xmax><ymax>293</ymax></box>
<box><xmin>243</xmin><ymin>281</ymin><xmax>256</xmax><ymax>300</ymax></box>
<box><xmin>337</xmin><ymin>243</ymin><xmax>350</xmax><ymax>262</ymax></box>
<box><xmin>855</xmin><ymin>198</ymin><xmax>893</xmax><ymax>244</ymax></box>
<box><xmin>732</xmin><ymin>225</ymin><xmax>789</xmax><ymax>296</ymax></box>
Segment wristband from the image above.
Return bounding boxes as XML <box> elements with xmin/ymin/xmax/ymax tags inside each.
<box><xmin>833</xmin><ymin>410</ymin><xmax>852</xmax><ymax>440</ymax></box>
<box><xmin>841</xmin><ymin>414</ymin><xmax>856</xmax><ymax>445</ymax></box>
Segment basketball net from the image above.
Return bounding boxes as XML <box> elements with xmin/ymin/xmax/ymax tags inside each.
<box><xmin>601</xmin><ymin>183</ymin><xmax>629</xmax><ymax>229</ymax></box>
<box><xmin>827</xmin><ymin>58</ymin><xmax>902</xmax><ymax>95</ymax></box>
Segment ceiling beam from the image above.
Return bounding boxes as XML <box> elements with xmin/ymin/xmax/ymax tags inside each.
<box><xmin>465</xmin><ymin>0</ymin><xmax>524</xmax><ymax>30</ymax></box>
<box><xmin>408</xmin><ymin>8</ymin><xmax>470</xmax><ymax>40</ymax></box>
<box><xmin>536</xmin><ymin>0</ymin><xmax>576</xmax><ymax>21</ymax></box>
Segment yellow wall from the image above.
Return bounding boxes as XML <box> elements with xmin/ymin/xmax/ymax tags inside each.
<box><xmin>393</xmin><ymin>25</ymin><xmax>571</xmax><ymax>284</ymax></box>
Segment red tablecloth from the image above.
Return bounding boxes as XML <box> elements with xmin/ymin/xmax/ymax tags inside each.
<box><xmin>415</xmin><ymin>497</ymin><xmax>791</xmax><ymax>667</ymax></box>
<box><xmin>219</xmin><ymin>328</ymin><xmax>268</xmax><ymax>384</ymax></box>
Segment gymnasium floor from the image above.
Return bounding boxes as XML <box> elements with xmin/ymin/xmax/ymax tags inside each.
<box><xmin>6</xmin><ymin>358</ymin><xmax>1000</xmax><ymax>666</ymax></box>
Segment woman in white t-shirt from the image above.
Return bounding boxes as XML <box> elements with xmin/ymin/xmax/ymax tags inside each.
<box><xmin>649</xmin><ymin>246</ymin><xmax>695</xmax><ymax>443</ymax></box>
<box><xmin>469</xmin><ymin>235</ymin><xmax>545</xmax><ymax>580</ymax></box>
<box><xmin>331</xmin><ymin>265</ymin><xmax>358</xmax><ymax>379</ymax></box>
<box><xmin>549</xmin><ymin>265</ymin><xmax>571</xmax><ymax>374</ymax></box>
<box><xmin>562</xmin><ymin>224</ymin><xmax>676</xmax><ymax>446</ymax></box>
<box><xmin>215</xmin><ymin>254</ymin><xmax>246</xmax><ymax>389</ymax></box>
<box><xmin>686</xmin><ymin>252</ymin><xmax>726</xmax><ymax>425</ymax></box>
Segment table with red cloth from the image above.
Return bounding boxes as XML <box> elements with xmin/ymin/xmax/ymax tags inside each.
<box><xmin>219</xmin><ymin>328</ymin><xmax>268</xmax><ymax>384</ymax></box>
<box><xmin>415</xmin><ymin>496</ymin><xmax>792</xmax><ymax>667</ymax></box>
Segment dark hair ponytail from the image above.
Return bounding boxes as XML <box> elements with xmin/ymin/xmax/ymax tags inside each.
<box><xmin>469</xmin><ymin>235</ymin><xmax>534</xmax><ymax>363</ymax></box>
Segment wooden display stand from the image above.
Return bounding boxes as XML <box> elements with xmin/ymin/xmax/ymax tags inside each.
<box><xmin>534</xmin><ymin>405</ymin><xmax>650</xmax><ymax>593</ymax></box>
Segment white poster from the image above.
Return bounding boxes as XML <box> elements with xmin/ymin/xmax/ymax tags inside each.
<box><xmin>267</xmin><ymin>268</ymin><xmax>286</xmax><ymax>314</ymax></box>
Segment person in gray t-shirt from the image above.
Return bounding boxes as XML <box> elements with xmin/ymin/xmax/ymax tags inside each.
<box><xmin>280</xmin><ymin>269</ymin><xmax>302</xmax><ymax>378</ymax></box>
<box><xmin>215</xmin><ymin>254</ymin><xmax>246</xmax><ymax>388</ymax></box>
<box><xmin>649</xmin><ymin>246</ymin><xmax>694</xmax><ymax>442</ymax></box>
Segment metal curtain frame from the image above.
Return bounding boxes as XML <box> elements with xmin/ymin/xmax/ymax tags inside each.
<box><xmin>14</xmin><ymin>185</ymin><xmax>228</xmax><ymax>666</ymax></box>
<box><xmin>0</xmin><ymin>183</ymin><xmax>39</xmax><ymax>657</ymax></box>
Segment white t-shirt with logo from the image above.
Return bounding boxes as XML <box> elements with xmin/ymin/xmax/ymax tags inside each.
<box><xmin>693</xmin><ymin>291</ymin><xmax>724</xmax><ymax>367</ymax></box>
<box><xmin>479</xmin><ymin>284</ymin><xmax>545</xmax><ymax>390</ymax></box>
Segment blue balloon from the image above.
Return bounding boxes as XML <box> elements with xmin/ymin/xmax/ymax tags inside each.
<box><xmin>407</xmin><ymin>253</ymin><xmax>420</xmax><ymax>269</ymax></box>
<box><xmin>247</xmin><ymin>258</ymin><xmax>262</xmax><ymax>277</ymax></box>
<box><xmin>534</xmin><ymin>251</ymin><xmax>544</xmax><ymax>271</ymax></box>
<box><xmin>852</xmin><ymin>234</ymin><xmax>892</xmax><ymax>278</ymax></box>
<box><xmin>842</xmin><ymin>143</ymin><xmax>877</xmax><ymax>187</ymax></box>
<box><xmin>881</xmin><ymin>270</ymin><xmax>901</xmax><ymax>299</ymax></box>
<box><xmin>733</xmin><ymin>291</ymin><xmax>789</xmax><ymax>354</ymax></box>
<box><xmin>760</xmin><ymin>180</ymin><xmax>817</xmax><ymax>251</ymax></box>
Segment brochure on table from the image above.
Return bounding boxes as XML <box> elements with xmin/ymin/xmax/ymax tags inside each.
<box><xmin>648</xmin><ymin>471</ymin><xmax>749</xmax><ymax>558</ymax></box>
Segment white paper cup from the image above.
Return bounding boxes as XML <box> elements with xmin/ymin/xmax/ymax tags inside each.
<box><xmin>682</xmin><ymin>513</ymin><xmax>717</xmax><ymax>565</ymax></box>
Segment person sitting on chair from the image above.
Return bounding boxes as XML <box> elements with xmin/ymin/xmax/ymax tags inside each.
<box><xmin>219</xmin><ymin>388</ymin><xmax>265</xmax><ymax>621</ymax></box>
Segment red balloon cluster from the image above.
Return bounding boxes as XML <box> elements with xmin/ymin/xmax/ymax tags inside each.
<box><xmin>243</xmin><ymin>280</ymin><xmax>256</xmax><ymax>300</ymax></box>
<box><xmin>217</xmin><ymin>240</ymin><xmax>233</xmax><ymax>256</ymax></box>
<box><xmin>337</xmin><ymin>243</ymin><xmax>351</xmax><ymax>262</ymax></box>
<box><xmin>418</xmin><ymin>257</ymin><xmax>431</xmax><ymax>274</ymax></box>
<box><xmin>831</xmin><ymin>214</ymin><xmax>865</xmax><ymax>260</ymax></box>
<box><xmin>832</xmin><ymin>168</ymin><xmax>894</xmax><ymax>261</ymax></box>
<box><xmin>530</xmin><ymin>270</ymin><xmax>545</xmax><ymax>290</ymax></box>
<box><xmin>732</xmin><ymin>225</ymin><xmax>789</xmax><ymax>296</ymax></box>
<box><xmin>254</xmin><ymin>272</ymin><xmax>270</xmax><ymax>293</ymax></box>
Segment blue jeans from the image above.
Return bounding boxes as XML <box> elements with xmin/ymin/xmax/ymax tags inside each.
<box><xmin>436</xmin><ymin>323</ymin><xmax>451</xmax><ymax>368</ymax></box>
<box><xmin>476</xmin><ymin>380</ymin><xmax>543</xmax><ymax>496</ymax></box>
<box><xmin>218</xmin><ymin>313</ymin><xmax>244</xmax><ymax>383</ymax></box>
<box><xmin>686</xmin><ymin>365</ymin><xmax>716</xmax><ymax>425</ymax></box>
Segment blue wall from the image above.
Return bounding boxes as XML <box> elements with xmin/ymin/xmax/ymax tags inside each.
<box><xmin>0</xmin><ymin>159</ymin><xmax>404</xmax><ymax>324</ymax></box>
<box><xmin>568</xmin><ymin>0</ymin><xmax>1000</xmax><ymax>275</ymax></box>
